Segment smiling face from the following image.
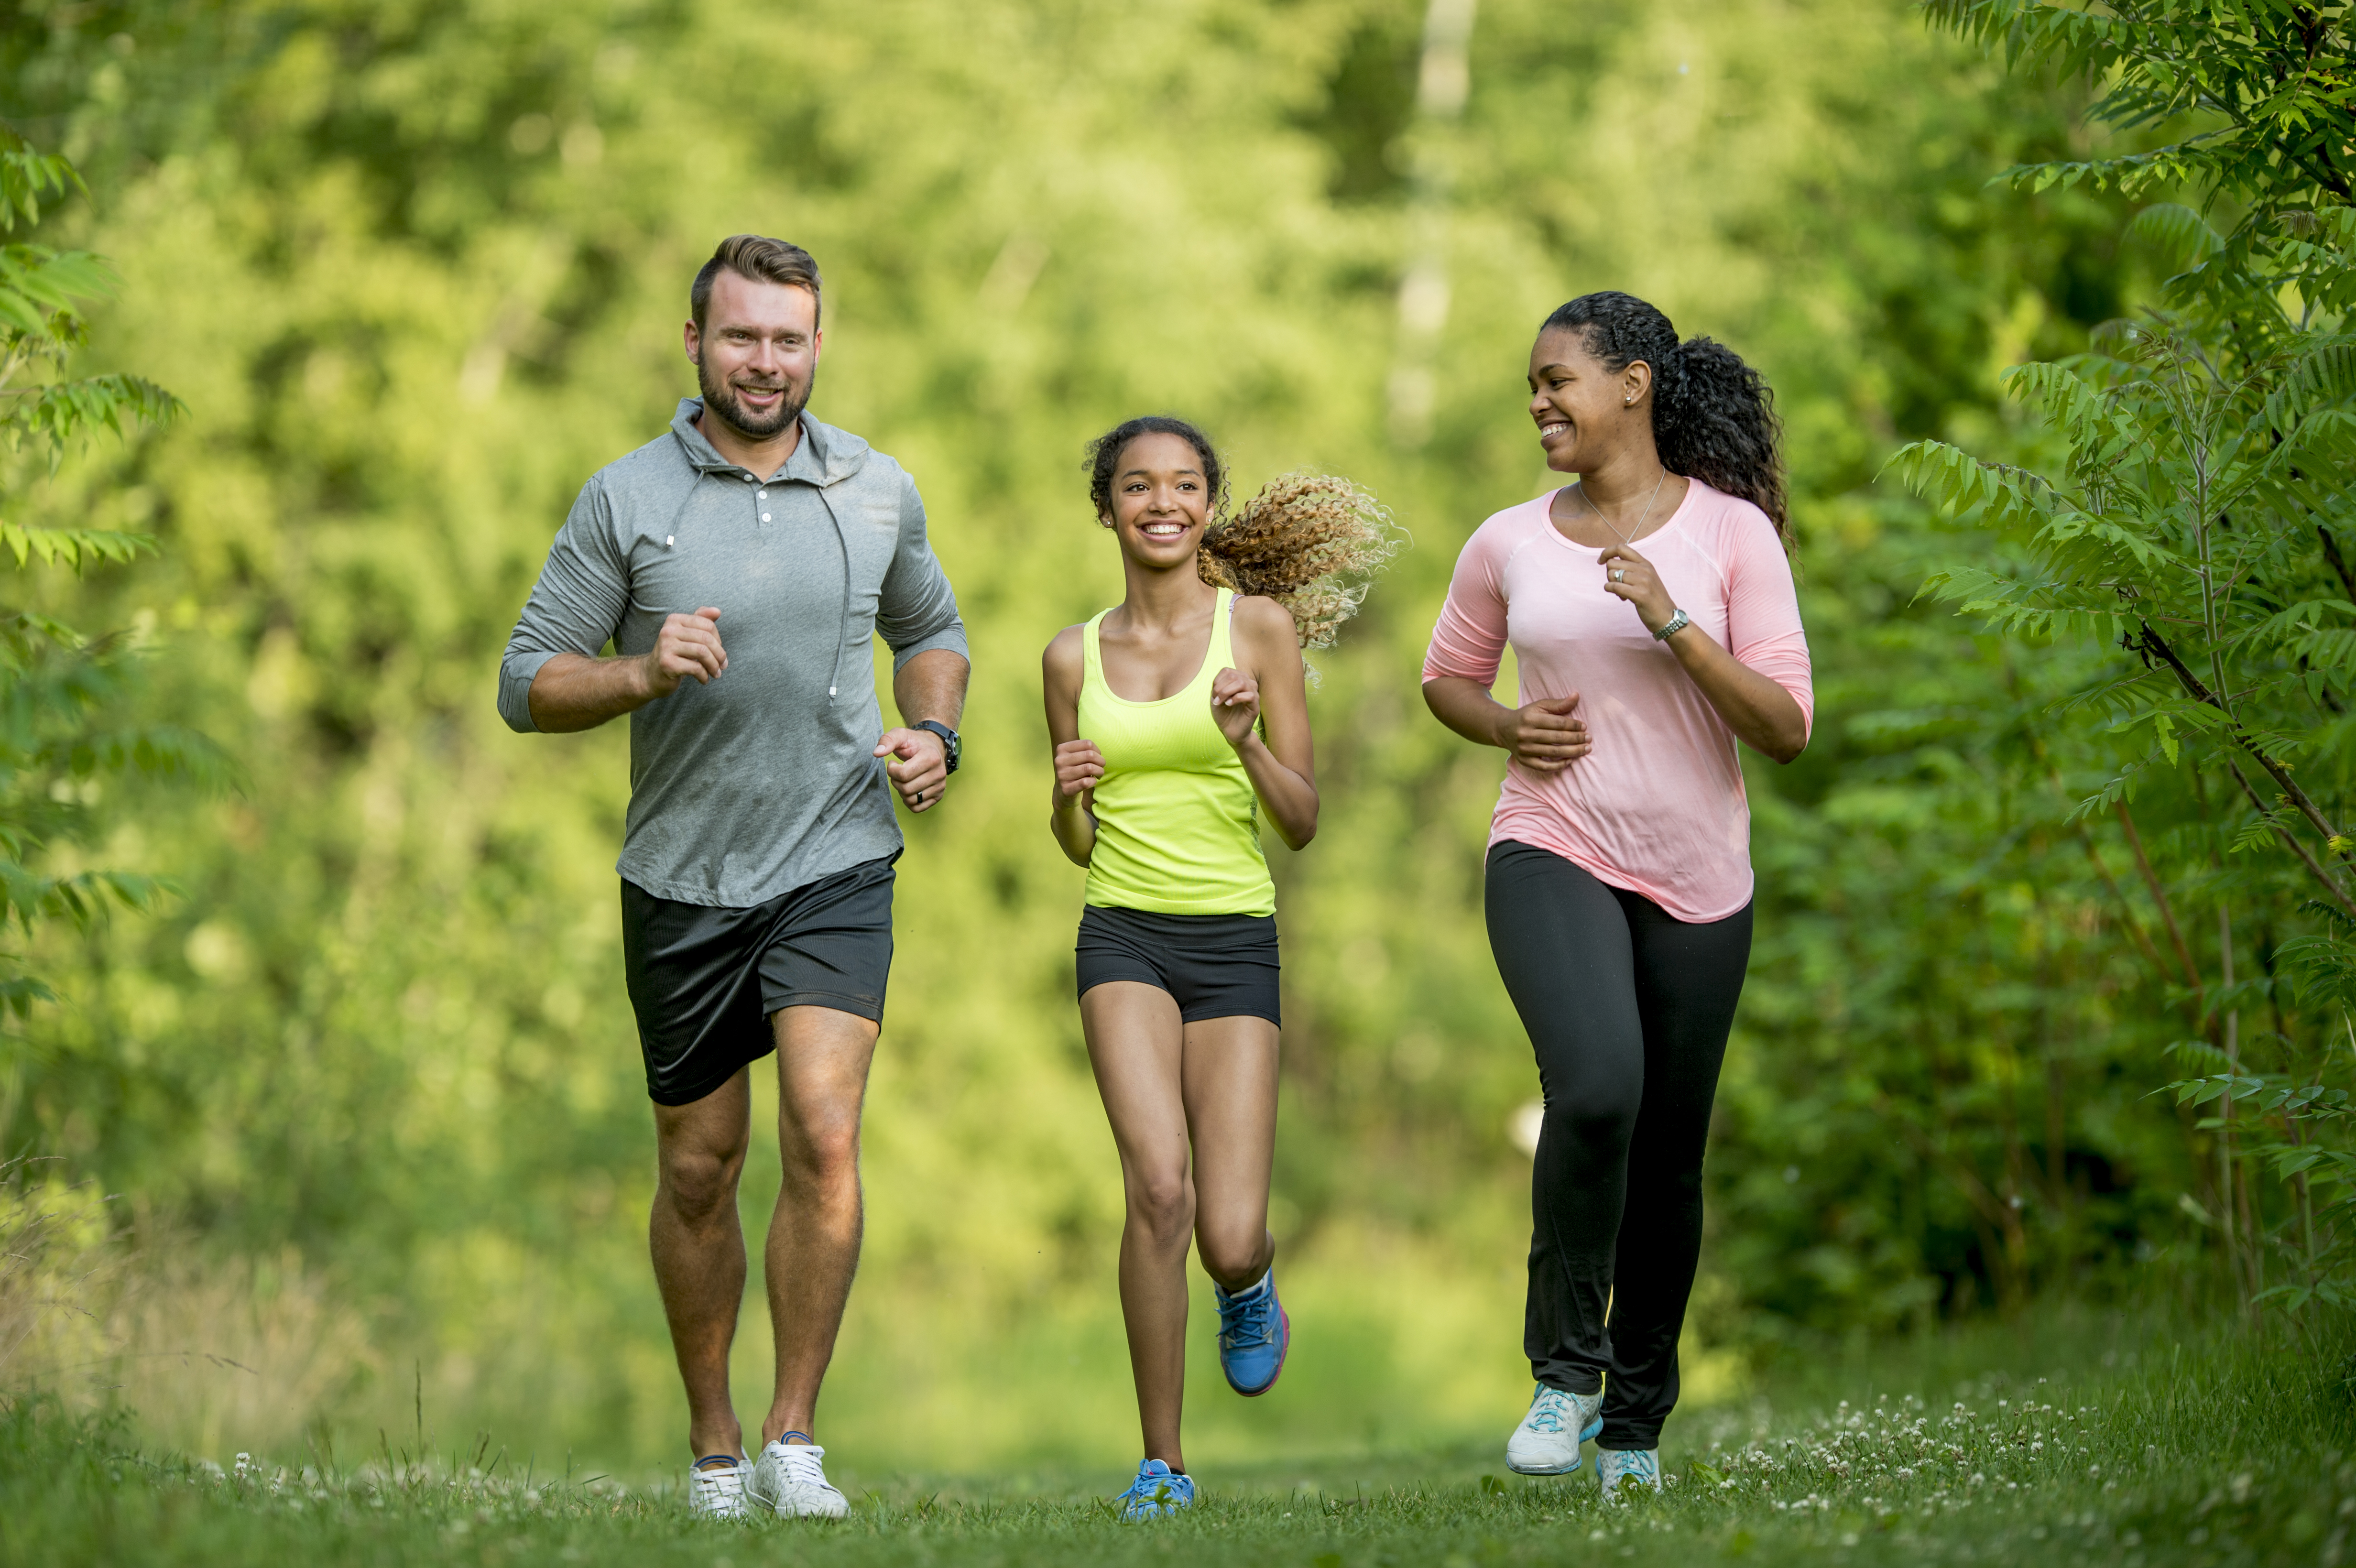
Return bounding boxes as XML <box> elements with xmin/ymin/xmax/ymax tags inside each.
<box><xmin>685</xmin><ymin>270</ymin><xmax>822</xmax><ymax>440</ymax></box>
<box><xmin>1527</xmin><ymin>326</ymin><xmax>1650</xmax><ymax>473</ymax></box>
<box><xmin>1102</xmin><ymin>430</ymin><xmax>1214</xmax><ymax>568</ymax></box>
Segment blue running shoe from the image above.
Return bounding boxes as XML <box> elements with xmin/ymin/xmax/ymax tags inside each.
<box><xmin>1116</xmin><ymin>1459</ymin><xmax>1195</xmax><ymax>1521</ymax></box>
<box><xmin>1214</xmin><ymin>1269</ymin><xmax>1290</xmax><ymax>1396</ymax></box>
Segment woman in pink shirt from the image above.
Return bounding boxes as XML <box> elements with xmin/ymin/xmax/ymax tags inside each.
<box><xmin>1422</xmin><ymin>292</ymin><xmax>1811</xmax><ymax>1498</ymax></box>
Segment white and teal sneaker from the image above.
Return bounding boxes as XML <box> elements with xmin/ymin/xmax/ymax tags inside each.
<box><xmin>747</xmin><ymin>1434</ymin><xmax>850</xmax><ymax>1519</ymax></box>
<box><xmin>1505</xmin><ymin>1383</ymin><xmax>1603</xmax><ymax>1475</ymax></box>
<box><xmin>1596</xmin><ymin>1446</ymin><xmax>1661</xmax><ymax>1502</ymax></box>
<box><xmin>685</xmin><ymin>1454</ymin><xmax>748</xmax><ymax>1519</ymax></box>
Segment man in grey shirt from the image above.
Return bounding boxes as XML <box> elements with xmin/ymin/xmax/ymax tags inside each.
<box><xmin>499</xmin><ymin>235</ymin><xmax>967</xmax><ymax>1520</ymax></box>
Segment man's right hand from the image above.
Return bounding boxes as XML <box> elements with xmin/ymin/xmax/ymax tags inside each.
<box><xmin>644</xmin><ymin>607</ymin><xmax>727</xmax><ymax>697</ymax></box>
<box><xmin>1494</xmin><ymin>693</ymin><xmax>1591</xmax><ymax>772</ymax></box>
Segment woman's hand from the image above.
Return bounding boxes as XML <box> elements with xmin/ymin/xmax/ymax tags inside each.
<box><xmin>1054</xmin><ymin>738</ymin><xmax>1105</xmax><ymax>806</ymax></box>
<box><xmin>1597</xmin><ymin>542</ymin><xmax>1675</xmax><ymax>634</ymax></box>
<box><xmin>1593</xmin><ymin>544</ymin><xmax>1811</xmax><ymax>764</ymax></box>
<box><xmin>1210</xmin><ymin>666</ymin><xmax>1261</xmax><ymax>750</ymax></box>
<box><xmin>1493</xmin><ymin>694</ymin><xmax>1592</xmax><ymax>772</ymax></box>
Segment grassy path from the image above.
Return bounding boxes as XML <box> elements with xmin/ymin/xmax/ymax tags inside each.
<box><xmin>6</xmin><ymin>1318</ymin><xmax>2348</xmax><ymax>1566</ymax></box>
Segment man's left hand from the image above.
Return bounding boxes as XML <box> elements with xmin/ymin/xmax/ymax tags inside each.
<box><xmin>876</xmin><ymin>728</ymin><xmax>950</xmax><ymax>813</ymax></box>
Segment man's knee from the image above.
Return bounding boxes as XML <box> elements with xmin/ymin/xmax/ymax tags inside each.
<box><xmin>780</xmin><ymin>1113</ymin><xmax>862</xmax><ymax>1188</ymax></box>
<box><xmin>658</xmin><ymin>1141</ymin><xmax>745</xmax><ymax>1222</ymax></box>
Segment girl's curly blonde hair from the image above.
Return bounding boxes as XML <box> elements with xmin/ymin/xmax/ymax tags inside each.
<box><xmin>1198</xmin><ymin>472</ymin><xmax>1404</xmax><ymax>650</ymax></box>
<box><xmin>1083</xmin><ymin>415</ymin><xmax>1404</xmax><ymax>650</ymax></box>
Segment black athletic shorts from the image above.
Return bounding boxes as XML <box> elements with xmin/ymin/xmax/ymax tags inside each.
<box><xmin>1074</xmin><ymin>904</ymin><xmax>1281</xmax><ymax>1026</ymax></box>
<box><xmin>620</xmin><ymin>854</ymin><xmax>896</xmax><ymax>1106</ymax></box>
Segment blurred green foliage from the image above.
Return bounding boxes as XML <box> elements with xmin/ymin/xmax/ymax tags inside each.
<box><xmin>0</xmin><ymin>0</ymin><xmax>2262</xmax><ymax>1467</ymax></box>
<box><xmin>0</xmin><ymin>127</ymin><xmax>199</xmax><ymax>1034</ymax></box>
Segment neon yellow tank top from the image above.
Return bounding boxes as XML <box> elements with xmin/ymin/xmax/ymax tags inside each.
<box><xmin>1079</xmin><ymin>588</ymin><xmax>1276</xmax><ymax>916</ymax></box>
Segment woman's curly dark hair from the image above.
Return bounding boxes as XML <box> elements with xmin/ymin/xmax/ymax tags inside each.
<box><xmin>1541</xmin><ymin>292</ymin><xmax>1792</xmax><ymax>552</ymax></box>
<box><xmin>1083</xmin><ymin>415</ymin><xmax>1402</xmax><ymax>650</ymax></box>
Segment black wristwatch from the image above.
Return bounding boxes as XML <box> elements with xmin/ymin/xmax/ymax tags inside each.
<box><xmin>912</xmin><ymin>719</ymin><xmax>961</xmax><ymax>774</ymax></box>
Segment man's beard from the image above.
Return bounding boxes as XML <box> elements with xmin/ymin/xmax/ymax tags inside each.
<box><xmin>698</xmin><ymin>359</ymin><xmax>810</xmax><ymax>440</ymax></box>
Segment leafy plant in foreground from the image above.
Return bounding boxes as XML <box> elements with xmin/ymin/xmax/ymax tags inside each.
<box><xmin>1927</xmin><ymin>0</ymin><xmax>2356</xmax><ymax>297</ymax></box>
<box><xmin>0</xmin><ymin>129</ymin><xmax>206</xmax><ymax>1038</ymax></box>
<box><xmin>1915</xmin><ymin>1</ymin><xmax>2356</xmax><ymax>1311</ymax></box>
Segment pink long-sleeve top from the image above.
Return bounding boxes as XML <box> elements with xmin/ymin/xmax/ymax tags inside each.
<box><xmin>1421</xmin><ymin>479</ymin><xmax>1813</xmax><ymax>923</ymax></box>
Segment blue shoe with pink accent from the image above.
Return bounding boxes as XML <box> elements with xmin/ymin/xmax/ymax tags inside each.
<box><xmin>1215</xmin><ymin>1268</ymin><xmax>1290</xmax><ymax>1396</ymax></box>
<box><xmin>1117</xmin><ymin>1459</ymin><xmax>1195</xmax><ymax>1520</ymax></box>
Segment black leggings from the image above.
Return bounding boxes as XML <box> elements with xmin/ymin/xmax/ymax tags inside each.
<box><xmin>1484</xmin><ymin>840</ymin><xmax>1753</xmax><ymax>1450</ymax></box>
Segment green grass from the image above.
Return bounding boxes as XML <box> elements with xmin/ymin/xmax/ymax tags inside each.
<box><xmin>6</xmin><ymin>1310</ymin><xmax>2352</xmax><ymax>1566</ymax></box>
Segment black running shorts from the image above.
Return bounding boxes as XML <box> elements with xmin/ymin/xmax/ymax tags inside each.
<box><xmin>1074</xmin><ymin>904</ymin><xmax>1281</xmax><ymax>1026</ymax></box>
<box><xmin>620</xmin><ymin>855</ymin><xmax>896</xmax><ymax>1106</ymax></box>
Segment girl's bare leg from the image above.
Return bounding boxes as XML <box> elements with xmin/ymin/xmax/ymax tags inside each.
<box><xmin>1082</xmin><ymin>981</ymin><xmax>1194</xmax><ymax>1470</ymax></box>
<box><xmin>1179</xmin><ymin>1015</ymin><xmax>1280</xmax><ymax>1290</ymax></box>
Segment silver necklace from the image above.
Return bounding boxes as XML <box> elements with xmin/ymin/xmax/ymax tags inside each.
<box><xmin>1572</xmin><ymin>466</ymin><xmax>1669</xmax><ymax>549</ymax></box>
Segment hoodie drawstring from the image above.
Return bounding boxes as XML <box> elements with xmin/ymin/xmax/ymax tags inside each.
<box><xmin>811</xmin><ymin>485</ymin><xmax>855</xmax><ymax>706</ymax></box>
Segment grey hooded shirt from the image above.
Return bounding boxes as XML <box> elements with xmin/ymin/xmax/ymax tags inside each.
<box><xmin>498</xmin><ymin>400</ymin><xmax>967</xmax><ymax>907</ymax></box>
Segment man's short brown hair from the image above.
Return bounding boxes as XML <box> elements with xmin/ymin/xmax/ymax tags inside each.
<box><xmin>691</xmin><ymin>235</ymin><xmax>822</xmax><ymax>332</ymax></box>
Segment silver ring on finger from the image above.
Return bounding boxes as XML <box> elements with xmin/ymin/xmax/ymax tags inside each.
<box><xmin>1610</xmin><ymin>568</ymin><xmax>1626</xmax><ymax>582</ymax></box>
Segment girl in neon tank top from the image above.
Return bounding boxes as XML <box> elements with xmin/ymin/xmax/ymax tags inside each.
<box><xmin>1040</xmin><ymin>416</ymin><xmax>1397</xmax><ymax>1519</ymax></box>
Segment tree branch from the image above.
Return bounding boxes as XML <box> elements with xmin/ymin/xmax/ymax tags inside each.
<box><xmin>2322</xmin><ymin>525</ymin><xmax>2356</xmax><ymax>604</ymax></box>
<box><xmin>2221</xmin><ymin>754</ymin><xmax>2356</xmax><ymax>918</ymax></box>
<box><xmin>2077</xmin><ymin>820</ymin><xmax>2176</xmax><ymax>992</ymax></box>
<box><xmin>2136</xmin><ymin>619</ymin><xmax>2353</xmax><ymax>866</ymax></box>
<box><xmin>2115</xmin><ymin>799</ymin><xmax>2203</xmax><ymax>1003</ymax></box>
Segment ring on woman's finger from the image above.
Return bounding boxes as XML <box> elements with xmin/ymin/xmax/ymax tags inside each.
<box><xmin>1610</xmin><ymin>568</ymin><xmax>1627</xmax><ymax>582</ymax></box>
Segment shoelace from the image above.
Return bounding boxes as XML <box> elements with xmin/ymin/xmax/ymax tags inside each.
<box><xmin>1522</xmin><ymin>1387</ymin><xmax>1574</xmax><ymax>1435</ymax></box>
<box><xmin>1120</xmin><ymin>1468</ymin><xmax>1186</xmax><ymax>1513</ymax></box>
<box><xmin>1611</xmin><ymin>1450</ymin><xmax>1660</xmax><ymax>1486</ymax></box>
<box><xmin>773</xmin><ymin>1446</ymin><xmax>829</xmax><ymax>1483</ymax></box>
<box><xmin>689</xmin><ymin>1462</ymin><xmax>742</xmax><ymax>1507</ymax></box>
<box><xmin>1218</xmin><ymin>1288</ymin><xmax>1276</xmax><ymax>1350</ymax></box>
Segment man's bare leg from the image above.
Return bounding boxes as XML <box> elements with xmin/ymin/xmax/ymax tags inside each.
<box><xmin>650</xmin><ymin>1069</ymin><xmax>755</xmax><ymax>1461</ymax></box>
<box><xmin>758</xmin><ymin>1004</ymin><xmax>882</xmax><ymax>1447</ymax></box>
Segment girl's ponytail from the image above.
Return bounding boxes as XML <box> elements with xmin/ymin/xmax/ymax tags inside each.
<box><xmin>1541</xmin><ymin>293</ymin><xmax>1791</xmax><ymax>551</ymax></box>
<box><xmin>1199</xmin><ymin>473</ymin><xmax>1403</xmax><ymax>650</ymax></box>
<box><xmin>1085</xmin><ymin>416</ymin><xmax>1403</xmax><ymax>651</ymax></box>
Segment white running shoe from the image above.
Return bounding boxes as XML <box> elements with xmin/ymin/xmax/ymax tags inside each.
<box><xmin>1596</xmin><ymin>1446</ymin><xmax>1661</xmax><ymax>1502</ymax></box>
<box><xmin>685</xmin><ymin>1454</ymin><xmax>748</xmax><ymax>1519</ymax></box>
<box><xmin>747</xmin><ymin>1435</ymin><xmax>851</xmax><ymax>1519</ymax></box>
<box><xmin>1505</xmin><ymin>1383</ymin><xmax>1604</xmax><ymax>1475</ymax></box>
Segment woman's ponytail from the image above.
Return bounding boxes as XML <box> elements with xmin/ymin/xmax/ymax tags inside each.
<box><xmin>1540</xmin><ymin>293</ymin><xmax>1791</xmax><ymax>552</ymax></box>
